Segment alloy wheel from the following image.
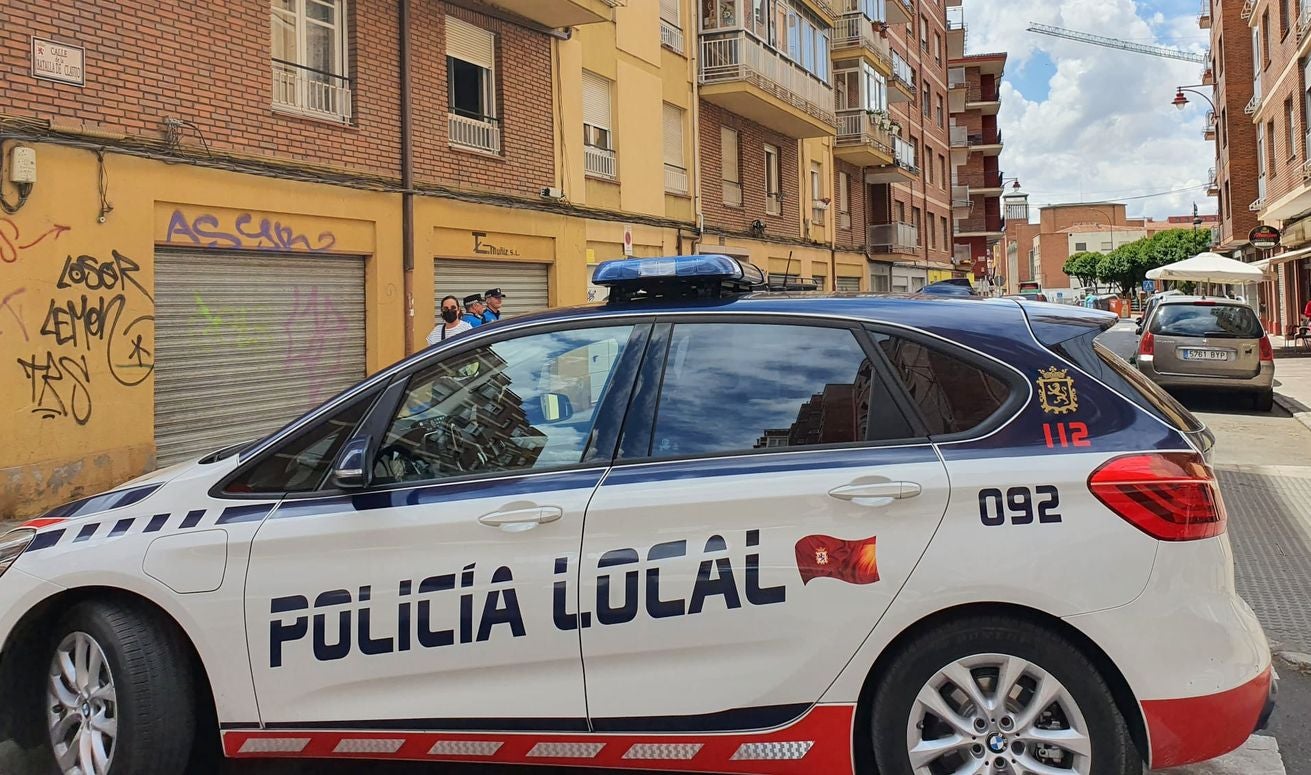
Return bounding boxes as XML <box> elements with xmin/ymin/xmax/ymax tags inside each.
<box><xmin>47</xmin><ymin>631</ymin><xmax>118</xmax><ymax>775</ymax></box>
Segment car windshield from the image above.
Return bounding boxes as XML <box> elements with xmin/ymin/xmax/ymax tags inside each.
<box><xmin>1151</xmin><ymin>304</ymin><xmax>1262</xmax><ymax>339</ymax></box>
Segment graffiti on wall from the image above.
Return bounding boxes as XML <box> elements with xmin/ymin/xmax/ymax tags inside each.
<box><xmin>0</xmin><ymin>218</ymin><xmax>70</xmax><ymax>264</ymax></box>
<box><xmin>165</xmin><ymin>209</ymin><xmax>337</xmax><ymax>252</ymax></box>
<box><xmin>16</xmin><ymin>243</ymin><xmax>154</xmax><ymax>425</ymax></box>
<box><xmin>284</xmin><ymin>286</ymin><xmax>350</xmax><ymax>404</ymax></box>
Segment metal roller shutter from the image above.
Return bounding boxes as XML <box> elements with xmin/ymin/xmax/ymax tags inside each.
<box><xmin>154</xmin><ymin>251</ymin><xmax>366</xmax><ymax>466</ymax></box>
<box><xmin>434</xmin><ymin>259</ymin><xmax>549</xmax><ymax>319</ymax></box>
<box><xmin>835</xmin><ymin>276</ymin><xmax>861</xmax><ymax>292</ymax></box>
<box><xmin>446</xmin><ymin>16</ymin><xmax>495</xmax><ymax>69</ymax></box>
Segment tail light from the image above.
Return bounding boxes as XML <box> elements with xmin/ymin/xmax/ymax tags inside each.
<box><xmin>1088</xmin><ymin>453</ymin><xmax>1226</xmax><ymax>541</ymax></box>
<box><xmin>1259</xmin><ymin>335</ymin><xmax>1274</xmax><ymax>362</ymax></box>
<box><xmin>1138</xmin><ymin>331</ymin><xmax>1155</xmax><ymax>356</ymax></box>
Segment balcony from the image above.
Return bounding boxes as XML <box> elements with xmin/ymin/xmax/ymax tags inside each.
<box><xmin>961</xmin><ymin>168</ymin><xmax>1002</xmax><ymax>194</ymax></box>
<box><xmin>448</xmin><ymin>112</ymin><xmax>501</xmax><ymax>154</ymax></box>
<box><xmin>1249</xmin><ymin>196</ymin><xmax>1266</xmax><ymax>212</ymax></box>
<box><xmin>835</xmin><ymin>110</ymin><xmax>895</xmax><ymax>166</ymax></box>
<box><xmin>965</xmin><ymin>85</ymin><xmax>1001</xmax><ymax>115</ymax></box>
<box><xmin>273</xmin><ymin>60</ymin><xmax>352</xmax><ymax>122</ymax></box>
<box><xmin>1199</xmin><ymin>0</ymin><xmax>1211</xmax><ymax>28</ymax></box>
<box><xmin>886</xmin><ymin>0</ymin><xmax>913</xmax><ymax>25</ymax></box>
<box><xmin>1240</xmin><ymin>0</ymin><xmax>1256</xmax><ymax>20</ymax></box>
<box><xmin>868</xmin><ymin>222</ymin><xmax>919</xmax><ymax>254</ymax></box>
<box><xmin>889</xmin><ymin>50</ymin><xmax>915</xmax><ymax>102</ymax></box>
<box><xmin>865</xmin><ymin>136</ymin><xmax>919</xmax><ymax>183</ymax></box>
<box><xmin>948</xmin><ymin>67</ymin><xmax>966</xmax><ymax>89</ymax></box>
<box><xmin>954</xmin><ymin>212</ymin><xmax>1005</xmax><ymax>237</ymax></box>
<box><xmin>585</xmin><ymin>145</ymin><xmax>617</xmax><ymax>180</ymax></box>
<box><xmin>832</xmin><ymin>12</ymin><xmax>894</xmax><ymax>75</ymax></box>
<box><xmin>1245</xmin><ymin>78</ymin><xmax>1262</xmax><ymax>115</ymax></box>
<box><xmin>796</xmin><ymin>0</ymin><xmax>839</xmax><ymax>25</ymax></box>
<box><xmin>664</xmin><ymin>163</ymin><xmax>689</xmax><ymax>195</ymax></box>
<box><xmin>661</xmin><ymin>19</ymin><xmax>686</xmax><ymax>54</ymax></box>
<box><xmin>946</xmin><ymin>7</ymin><xmax>965</xmax><ymax>59</ymax></box>
<box><xmin>483</xmin><ymin>0</ymin><xmax>620</xmax><ymax>27</ymax></box>
<box><xmin>699</xmin><ymin>32</ymin><xmax>837</xmax><ymax>138</ymax></box>
<box><xmin>967</xmin><ymin>129</ymin><xmax>1003</xmax><ymax>155</ymax></box>
<box><xmin>1206</xmin><ymin>167</ymin><xmax>1219</xmax><ymax>195</ymax></box>
<box><xmin>1204</xmin><ymin>110</ymin><xmax>1216</xmax><ymax>140</ymax></box>
<box><xmin>952</xmin><ymin>185</ymin><xmax>971</xmax><ymax>211</ymax></box>
<box><xmin>1201</xmin><ymin>66</ymin><xmax>1214</xmax><ymax>86</ymax></box>
<box><xmin>1300</xmin><ymin>4</ymin><xmax>1311</xmax><ymax>38</ymax></box>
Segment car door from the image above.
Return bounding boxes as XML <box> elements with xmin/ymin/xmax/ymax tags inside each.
<box><xmin>576</xmin><ymin>318</ymin><xmax>951</xmax><ymax>727</ymax></box>
<box><xmin>241</xmin><ymin>321</ymin><xmax>648</xmax><ymax>728</ymax></box>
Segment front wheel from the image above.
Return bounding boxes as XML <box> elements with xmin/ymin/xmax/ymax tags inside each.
<box><xmin>44</xmin><ymin>600</ymin><xmax>195</xmax><ymax>775</ymax></box>
<box><xmin>869</xmin><ymin>616</ymin><xmax>1140</xmax><ymax>775</ymax></box>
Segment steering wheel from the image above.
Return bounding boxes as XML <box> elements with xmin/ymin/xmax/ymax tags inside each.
<box><xmin>375</xmin><ymin>443</ymin><xmax>433</xmax><ymax>482</ymax></box>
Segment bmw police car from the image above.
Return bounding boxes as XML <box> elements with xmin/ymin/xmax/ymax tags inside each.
<box><xmin>0</xmin><ymin>255</ymin><xmax>1275</xmax><ymax>775</ymax></box>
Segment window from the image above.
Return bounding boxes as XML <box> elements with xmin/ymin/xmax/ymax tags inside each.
<box><xmin>649</xmin><ymin>323</ymin><xmax>912</xmax><ymax>457</ymax></box>
<box><xmin>583</xmin><ymin>71</ymin><xmax>616</xmax><ymax>179</ymax></box>
<box><xmin>721</xmin><ymin>127</ymin><xmax>742</xmax><ymax>206</ymax></box>
<box><xmin>663</xmin><ymin>103</ymin><xmax>688</xmax><ymax>194</ymax></box>
<box><xmin>936</xmin><ymin>93</ymin><xmax>945</xmax><ymax>128</ymax></box>
<box><xmin>1268</xmin><ymin>121</ymin><xmax>1278</xmax><ymax>177</ymax></box>
<box><xmin>1257</xmin><ymin>126</ymin><xmax>1268</xmax><ymax>201</ymax></box>
<box><xmin>1286</xmin><ymin>98</ymin><xmax>1298</xmax><ymax>159</ymax></box>
<box><xmin>1101</xmin><ymin>241</ymin><xmax>1113</xmax><ymax>251</ymax></box>
<box><xmin>925</xmin><ymin>144</ymin><xmax>934</xmax><ymax>185</ymax></box>
<box><xmin>660</xmin><ymin>0</ymin><xmax>684</xmax><ymax>53</ymax></box>
<box><xmin>912</xmin><ymin>206</ymin><xmax>922</xmax><ymax>245</ymax></box>
<box><xmin>447</xmin><ymin>16</ymin><xmax>499</xmax><ymax>152</ymax></box>
<box><xmin>1218</xmin><ymin>35</ymin><xmax>1224</xmax><ymax>76</ymax></box>
<box><xmin>875</xmin><ymin>333</ymin><xmax>1011</xmax><ymax>436</ymax></box>
<box><xmin>896</xmin><ymin>200</ymin><xmax>906</xmax><ymax>223</ymax></box>
<box><xmin>838</xmin><ymin>171</ymin><xmax>851</xmax><ymax>229</ymax></box>
<box><xmin>374</xmin><ymin>325</ymin><xmax>636</xmax><ymax>483</ymax></box>
<box><xmin>929</xmin><ymin>211</ymin><xmax>937</xmax><ymax>249</ymax></box>
<box><xmin>810</xmin><ymin>161</ymin><xmax>825</xmax><ymax>225</ymax></box>
<box><xmin>224</xmin><ymin>389</ymin><xmax>376</xmax><ymax>494</ymax></box>
<box><xmin>1281</xmin><ymin>0</ymin><xmax>1291</xmax><ymax>37</ymax></box>
<box><xmin>271</xmin><ymin>0</ymin><xmax>351</xmax><ymax>120</ymax></box>
<box><xmin>1074</xmin><ymin>241</ymin><xmax>1087</xmax><ymax>251</ymax></box>
<box><xmin>1151</xmin><ymin>304</ymin><xmax>1263</xmax><ymax>339</ymax></box>
<box><xmin>922</xmin><ymin>84</ymin><xmax>932</xmax><ymax>116</ymax></box>
<box><xmin>934</xmin><ymin>32</ymin><xmax>942</xmax><ymax>63</ymax></box>
<box><xmin>1261</xmin><ymin>12</ymin><xmax>1270</xmax><ymax>69</ymax></box>
<box><xmin>764</xmin><ymin>143</ymin><xmax>782</xmax><ymax>215</ymax></box>
<box><xmin>1221</xmin><ymin>106</ymin><xmax>1228</xmax><ymax>147</ymax></box>
<box><xmin>1224</xmin><ymin>180</ymin><xmax>1232</xmax><ymax>218</ymax></box>
<box><xmin>942</xmin><ymin>216</ymin><xmax>950</xmax><ymax>249</ymax></box>
<box><xmin>939</xmin><ymin>155</ymin><xmax>947</xmax><ymax>189</ymax></box>
<box><xmin>920</xmin><ymin>15</ymin><xmax>929</xmax><ymax>50</ymax></box>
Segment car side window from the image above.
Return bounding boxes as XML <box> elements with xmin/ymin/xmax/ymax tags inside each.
<box><xmin>648</xmin><ymin>322</ymin><xmax>912</xmax><ymax>458</ymax></box>
<box><xmin>373</xmin><ymin>325</ymin><xmax>635</xmax><ymax>484</ymax></box>
<box><xmin>224</xmin><ymin>390</ymin><xmax>378</xmax><ymax>494</ymax></box>
<box><xmin>874</xmin><ymin>332</ymin><xmax>1010</xmax><ymax>436</ymax></box>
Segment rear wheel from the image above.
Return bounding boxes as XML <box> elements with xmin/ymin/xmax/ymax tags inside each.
<box><xmin>44</xmin><ymin>600</ymin><xmax>195</xmax><ymax>775</ymax></box>
<box><xmin>869</xmin><ymin>616</ymin><xmax>1139</xmax><ymax>775</ymax></box>
<box><xmin>1254</xmin><ymin>390</ymin><xmax>1274</xmax><ymax>413</ymax></box>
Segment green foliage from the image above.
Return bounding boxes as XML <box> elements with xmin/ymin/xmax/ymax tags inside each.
<box><xmin>1062</xmin><ymin>251</ymin><xmax>1104</xmax><ymax>286</ymax></box>
<box><xmin>1081</xmin><ymin>228</ymin><xmax>1211</xmax><ymax>296</ymax></box>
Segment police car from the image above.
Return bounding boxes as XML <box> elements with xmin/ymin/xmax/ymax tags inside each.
<box><xmin>0</xmin><ymin>255</ymin><xmax>1275</xmax><ymax>775</ymax></box>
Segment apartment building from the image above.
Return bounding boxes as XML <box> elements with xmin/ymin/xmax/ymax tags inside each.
<box><xmin>948</xmin><ymin>47</ymin><xmax>1006</xmax><ymax>281</ymax></box>
<box><xmin>1203</xmin><ymin>0</ymin><xmax>1262</xmax><ymax>259</ymax></box>
<box><xmin>0</xmin><ymin>0</ymin><xmax>697</xmax><ymax>514</ymax></box>
<box><xmin>1242</xmin><ymin>0</ymin><xmax>1311</xmax><ymax>336</ymax></box>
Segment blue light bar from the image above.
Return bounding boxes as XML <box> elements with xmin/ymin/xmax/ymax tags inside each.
<box><xmin>592</xmin><ymin>254</ymin><xmax>765</xmax><ymax>287</ymax></box>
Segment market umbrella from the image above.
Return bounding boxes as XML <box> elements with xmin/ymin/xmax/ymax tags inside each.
<box><xmin>1145</xmin><ymin>252</ymin><xmax>1266</xmax><ymax>283</ymax></box>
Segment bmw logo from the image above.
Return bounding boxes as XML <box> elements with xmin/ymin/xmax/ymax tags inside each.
<box><xmin>987</xmin><ymin>733</ymin><xmax>1007</xmax><ymax>754</ymax></box>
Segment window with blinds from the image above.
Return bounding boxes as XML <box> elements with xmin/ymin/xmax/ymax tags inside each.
<box><xmin>721</xmin><ymin>127</ymin><xmax>742</xmax><ymax>206</ymax></box>
<box><xmin>270</xmin><ymin>0</ymin><xmax>351</xmax><ymax>119</ymax></box>
<box><xmin>838</xmin><ymin>171</ymin><xmax>851</xmax><ymax>230</ymax></box>
<box><xmin>663</xmin><ymin>103</ymin><xmax>688</xmax><ymax>195</ymax></box>
<box><xmin>582</xmin><ymin>71</ymin><xmax>613</xmax><ymax>150</ymax></box>
<box><xmin>446</xmin><ymin>16</ymin><xmax>496</xmax><ymax>122</ymax></box>
<box><xmin>765</xmin><ymin>144</ymin><xmax>781</xmax><ymax>215</ymax></box>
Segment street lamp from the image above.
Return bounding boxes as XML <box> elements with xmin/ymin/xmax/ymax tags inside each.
<box><xmin>1171</xmin><ymin>86</ymin><xmax>1216</xmax><ymax>112</ymax></box>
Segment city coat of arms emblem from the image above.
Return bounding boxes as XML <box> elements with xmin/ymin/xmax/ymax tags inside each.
<box><xmin>1036</xmin><ymin>366</ymin><xmax>1078</xmax><ymax>415</ymax></box>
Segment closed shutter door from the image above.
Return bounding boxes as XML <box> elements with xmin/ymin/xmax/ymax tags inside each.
<box><xmin>583</xmin><ymin>71</ymin><xmax>612</xmax><ymax>131</ymax></box>
<box><xmin>154</xmin><ymin>251</ymin><xmax>366</xmax><ymax>466</ymax></box>
<box><xmin>447</xmin><ymin>16</ymin><xmax>495</xmax><ymax>68</ymax></box>
<box><xmin>434</xmin><ymin>259</ymin><xmax>549</xmax><ymax>320</ymax></box>
<box><xmin>836</xmin><ymin>276</ymin><xmax>861</xmax><ymax>292</ymax></box>
<box><xmin>663</xmin><ymin>104</ymin><xmax>684</xmax><ymax>166</ymax></box>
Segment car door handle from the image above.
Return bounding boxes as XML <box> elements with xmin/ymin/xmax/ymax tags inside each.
<box><xmin>828</xmin><ymin>482</ymin><xmax>922</xmax><ymax>502</ymax></box>
<box><xmin>478</xmin><ymin>506</ymin><xmax>564</xmax><ymax>528</ymax></box>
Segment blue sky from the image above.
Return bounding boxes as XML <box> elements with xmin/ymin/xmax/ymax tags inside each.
<box><xmin>968</xmin><ymin>0</ymin><xmax>1218</xmax><ymax>220</ymax></box>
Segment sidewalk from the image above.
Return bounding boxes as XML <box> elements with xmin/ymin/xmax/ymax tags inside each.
<box><xmin>1272</xmin><ymin>350</ymin><xmax>1311</xmax><ymax>431</ymax></box>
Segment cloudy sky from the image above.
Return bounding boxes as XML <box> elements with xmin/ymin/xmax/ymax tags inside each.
<box><xmin>969</xmin><ymin>0</ymin><xmax>1216</xmax><ymax>220</ymax></box>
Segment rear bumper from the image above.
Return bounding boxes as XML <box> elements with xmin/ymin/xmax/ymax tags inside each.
<box><xmin>1136</xmin><ymin>357</ymin><xmax>1273</xmax><ymax>392</ymax></box>
<box><xmin>1140</xmin><ymin>666</ymin><xmax>1274</xmax><ymax>768</ymax></box>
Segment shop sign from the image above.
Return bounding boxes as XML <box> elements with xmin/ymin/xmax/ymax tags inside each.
<box><xmin>1249</xmin><ymin>225</ymin><xmax>1281</xmax><ymax>250</ymax></box>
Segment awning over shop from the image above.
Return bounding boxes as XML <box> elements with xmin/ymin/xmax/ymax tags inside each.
<box><xmin>1251</xmin><ymin>245</ymin><xmax>1311</xmax><ymax>272</ymax></box>
<box><xmin>1146</xmin><ymin>252</ymin><xmax>1267</xmax><ymax>283</ymax></box>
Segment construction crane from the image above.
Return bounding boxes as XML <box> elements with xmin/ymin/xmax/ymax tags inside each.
<box><xmin>1026</xmin><ymin>23</ymin><xmax>1208</xmax><ymax>65</ymax></box>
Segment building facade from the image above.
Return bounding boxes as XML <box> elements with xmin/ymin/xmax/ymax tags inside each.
<box><xmin>948</xmin><ymin>48</ymin><xmax>1006</xmax><ymax>282</ymax></box>
<box><xmin>1204</xmin><ymin>0</ymin><xmax>1262</xmax><ymax>258</ymax></box>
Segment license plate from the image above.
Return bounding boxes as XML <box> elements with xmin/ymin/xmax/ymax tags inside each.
<box><xmin>1180</xmin><ymin>348</ymin><xmax>1229</xmax><ymax>361</ymax></box>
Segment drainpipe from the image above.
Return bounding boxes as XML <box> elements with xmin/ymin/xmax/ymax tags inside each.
<box><xmin>400</xmin><ymin>0</ymin><xmax>415</xmax><ymax>355</ymax></box>
<box><xmin>690</xmin><ymin>19</ymin><xmax>704</xmax><ymax>255</ymax></box>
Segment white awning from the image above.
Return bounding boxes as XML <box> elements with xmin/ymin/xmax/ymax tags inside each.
<box><xmin>1251</xmin><ymin>245</ymin><xmax>1311</xmax><ymax>271</ymax></box>
<box><xmin>1145</xmin><ymin>251</ymin><xmax>1267</xmax><ymax>283</ymax></box>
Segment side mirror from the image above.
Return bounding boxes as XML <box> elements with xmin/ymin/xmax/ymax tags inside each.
<box><xmin>331</xmin><ymin>436</ymin><xmax>372</xmax><ymax>490</ymax></box>
<box><xmin>540</xmin><ymin>392</ymin><xmax>574</xmax><ymax>424</ymax></box>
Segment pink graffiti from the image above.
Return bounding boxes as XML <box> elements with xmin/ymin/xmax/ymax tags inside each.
<box><xmin>282</xmin><ymin>286</ymin><xmax>351</xmax><ymax>403</ymax></box>
<box><xmin>0</xmin><ymin>219</ymin><xmax>71</xmax><ymax>264</ymax></box>
<box><xmin>0</xmin><ymin>287</ymin><xmax>28</xmax><ymax>341</ymax></box>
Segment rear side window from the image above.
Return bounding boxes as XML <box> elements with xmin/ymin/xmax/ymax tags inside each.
<box><xmin>649</xmin><ymin>323</ymin><xmax>914</xmax><ymax>458</ymax></box>
<box><xmin>1091</xmin><ymin>341</ymin><xmax>1203</xmax><ymax>432</ymax></box>
<box><xmin>875</xmin><ymin>333</ymin><xmax>1011</xmax><ymax>436</ymax></box>
<box><xmin>1151</xmin><ymin>304</ymin><xmax>1263</xmax><ymax>338</ymax></box>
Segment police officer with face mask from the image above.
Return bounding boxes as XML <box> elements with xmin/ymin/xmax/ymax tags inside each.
<box><xmin>426</xmin><ymin>295</ymin><xmax>473</xmax><ymax>345</ymax></box>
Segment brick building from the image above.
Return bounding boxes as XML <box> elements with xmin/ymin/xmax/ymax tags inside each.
<box><xmin>948</xmin><ymin>49</ymin><xmax>1006</xmax><ymax>281</ymax></box>
<box><xmin>1202</xmin><ymin>0</ymin><xmax>1261</xmax><ymax>255</ymax></box>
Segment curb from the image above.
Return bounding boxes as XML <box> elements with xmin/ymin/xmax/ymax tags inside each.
<box><xmin>1273</xmin><ymin>392</ymin><xmax>1311</xmax><ymax>432</ymax></box>
<box><xmin>1275</xmin><ymin>650</ymin><xmax>1311</xmax><ymax>675</ymax></box>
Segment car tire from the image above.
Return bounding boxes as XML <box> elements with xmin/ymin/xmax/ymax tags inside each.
<box><xmin>1255</xmin><ymin>390</ymin><xmax>1274</xmax><ymax>413</ymax></box>
<box><xmin>43</xmin><ymin>599</ymin><xmax>195</xmax><ymax>775</ymax></box>
<box><xmin>869</xmin><ymin>615</ymin><xmax>1140</xmax><ymax>775</ymax></box>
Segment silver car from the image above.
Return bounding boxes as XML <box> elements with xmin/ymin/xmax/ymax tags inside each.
<box><xmin>1136</xmin><ymin>296</ymin><xmax>1275</xmax><ymax>411</ymax></box>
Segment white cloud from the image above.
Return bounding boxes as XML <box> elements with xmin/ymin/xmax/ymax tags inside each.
<box><xmin>968</xmin><ymin>0</ymin><xmax>1216</xmax><ymax>220</ymax></box>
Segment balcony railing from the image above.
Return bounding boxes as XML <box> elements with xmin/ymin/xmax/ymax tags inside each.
<box><xmin>1241</xmin><ymin>0</ymin><xmax>1256</xmax><ymax>20</ymax></box>
<box><xmin>839</xmin><ymin>211</ymin><xmax>852</xmax><ymax>230</ymax></box>
<box><xmin>952</xmin><ymin>185</ymin><xmax>971</xmax><ymax>208</ymax></box>
<box><xmin>1199</xmin><ymin>0</ymin><xmax>1211</xmax><ymax>27</ymax></box>
<box><xmin>833</xmin><ymin>13</ymin><xmax>893</xmax><ymax>69</ymax></box>
<box><xmin>967</xmin><ymin>85</ymin><xmax>999</xmax><ymax>103</ymax></box>
<box><xmin>448</xmin><ymin>112</ymin><xmax>501</xmax><ymax>154</ymax></box>
<box><xmin>1246</xmin><ymin>78</ymin><xmax>1263</xmax><ymax>115</ymax></box>
<box><xmin>891</xmin><ymin>50</ymin><xmax>915</xmax><ymax>92</ymax></box>
<box><xmin>1300</xmin><ymin>4</ymin><xmax>1311</xmax><ymax>37</ymax></box>
<box><xmin>893</xmin><ymin>135</ymin><xmax>917</xmax><ymax>172</ymax></box>
<box><xmin>1250</xmin><ymin>196</ymin><xmax>1266</xmax><ymax>212</ymax></box>
<box><xmin>953</xmin><ymin>245</ymin><xmax>972</xmax><ymax>266</ymax></box>
<box><xmin>273</xmin><ymin>59</ymin><xmax>352</xmax><ymax>121</ymax></box>
<box><xmin>836</xmin><ymin>110</ymin><xmax>894</xmax><ymax>154</ymax></box>
<box><xmin>723</xmin><ymin>180</ymin><xmax>743</xmax><ymax>206</ymax></box>
<box><xmin>949</xmin><ymin>124</ymin><xmax>967</xmax><ymax>147</ymax></box>
<box><xmin>585</xmin><ymin>145</ymin><xmax>617</xmax><ymax>179</ymax></box>
<box><xmin>1204</xmin><ymin>110</ymin><xmax>1216</xmax><ymax>138</ymax></box>
<box><xmin>948</xmin><ymin>67</ymin><xmax>966</xmax><ymax>89</ymax></box>
<box><xmin>664</xmin><ymin>163</ymin><xmax>689</xmax><ymax>194</ymax></box>
<box><xmin>699</xmin><ymin>33</ymin><xmax>836</xmax><ymax>127</ymax></box>
<box><xmin>946</xmin><ymin>6</ymin><xmax>965</xmax><ymax>31</ymax></box>
<box><xmin>661</xmin><ymin>20</ymin><xmax>686</xmax><ymax>54</ymax></box>
<box><xmin>812</xmin><ymin>204</ymin><xmax>826</xmax><ymax>226</ymax></box>
<box><xmin>868</xmin><ymin>222</ymin><xmax>919</xmax><ymax>252</ymax></box>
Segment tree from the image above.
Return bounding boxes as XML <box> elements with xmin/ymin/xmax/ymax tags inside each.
<box><xmin>1141</xmin><ymin>228</ymin><xmax>1213</xmax><ymax>274</ymax></box>
<box><xmin>1097</xmin><ymin>240</ymin><xmax>1147</xmax><ymax>296</ymax></box>
<box><xmin>1063</xmin><ymin>251</ymin><xmax>1103</xmax><ymax>287</ymax></box>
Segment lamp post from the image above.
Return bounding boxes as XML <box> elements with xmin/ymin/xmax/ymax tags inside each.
<box><xmin>1171</xmin><ymin>86</ymin><xmax>1217</xmax><ymax>112</ymax></box>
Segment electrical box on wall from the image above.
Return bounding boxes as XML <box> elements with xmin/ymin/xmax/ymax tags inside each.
<box><xmin>8</xmin><ymin>146</ymin><xmax>36</xmax><ymax>184</ymax></box>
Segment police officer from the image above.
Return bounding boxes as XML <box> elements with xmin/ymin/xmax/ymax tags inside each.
<box><xmin>461</xmin><ymin>294</ymin><xmax>486</xmax><ymax>328</ymax></box>
<box><xmin>482</xmin><ymin>288</ymin><xmax>506</xmax><ymax>322</ymax></box>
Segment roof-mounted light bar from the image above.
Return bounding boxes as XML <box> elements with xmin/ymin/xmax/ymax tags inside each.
<box><xmin>593</xmin><ymin>254</ymin><xmax>767</xmax><ymax>302</ymax></box>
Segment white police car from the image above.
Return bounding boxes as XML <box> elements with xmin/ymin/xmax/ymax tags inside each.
<box><xmin>0</xmin><ymin>256</ymin><xmax>1274</xmax><ymax>775</ymax></box>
